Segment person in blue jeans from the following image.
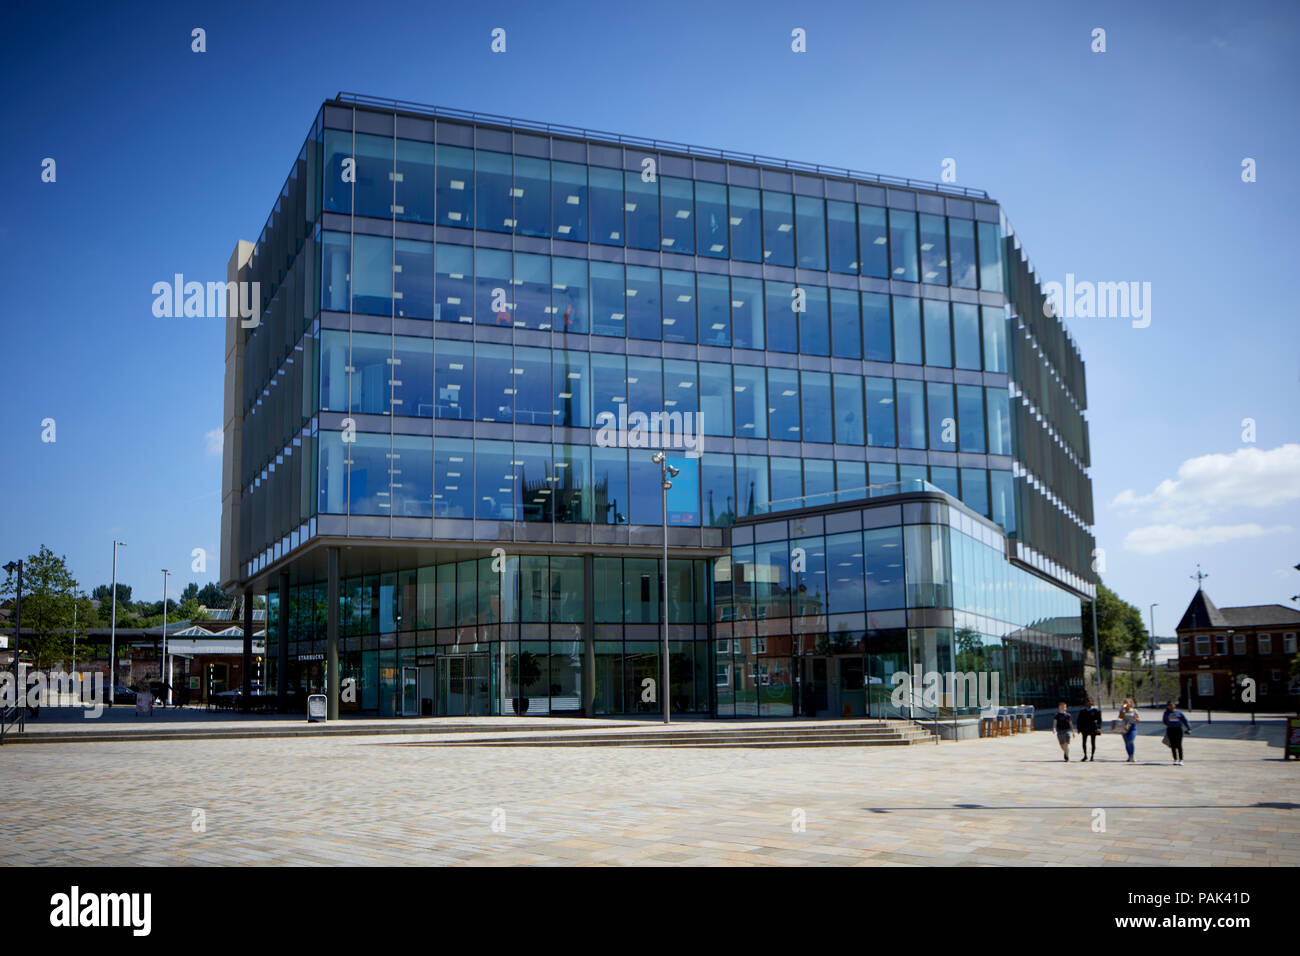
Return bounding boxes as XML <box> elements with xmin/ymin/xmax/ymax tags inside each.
<box><xmin>1118</xmin><ymin>697</ymin><xmax>1140</xmax><ymax>762</ymax></box>
<box><xmin>1162</xmin><ymin>700</ymin><xmax>1191</xmax><ymax>765</ymax></box>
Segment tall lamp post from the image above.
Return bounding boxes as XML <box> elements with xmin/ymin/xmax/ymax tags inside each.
<box><xmin>1089</xmin><ymin>589</ymin><xmax>1103</xmax><ymax>706</ymax></box>
<box><xmin>109</xmin><ymin>540</ymin><xmax>125</xmax><ymax>705</ymax></box>
<box><xmin>652</xmin><ymin>451</ymin><xmax>678</xmax><ymax>725</ymax></box>
<box><xmin>3</xmin><ymin>560</ymin><xmax>23</xmax><ymax>693</ymax></box>
<box><xmin>1148</xmin><ymin>602</ymin><xmax>1159</xmax><ymax>707</ymax></box>
<box><xmin>160</xmin><ymin>569</ymin><xmax>171</xmax><ymax>706</ymax></box>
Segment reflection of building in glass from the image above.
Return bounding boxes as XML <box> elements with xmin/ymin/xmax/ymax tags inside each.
<box><xmin>220</xmin><ymin>95</ymin><xmax>1094</xmax><ymax>718</ymax></box>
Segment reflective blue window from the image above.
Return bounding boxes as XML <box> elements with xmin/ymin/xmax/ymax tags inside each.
<box><xmin>868</xmin><ymin>461</ymin><xmax>897</xmax><ymax>488</ymax></box>
<box><xmin>731</xmin><ymin>276</ymin><xmax>763</xmax><ymax>350</ymax></box>
<box><xmin>866</xmin><ymin>377</ymin><xmax>896</xmax><ymax>447</ymax></box>
<box><xmin>827</xmin><ymin>201</ymin><xmax>858</xmax><ymax>274</ymax></box>
<box><xmin>348</xmin><ymin>432</ymin><xmax>392</xmax><ymax>515</ymax></box>
<box><xmin>865</xmin><ymin>526</ymin><xmax>904</xmax><ymax>609</ymax></box>
<box><xmin>590</xmin><ymin>353</ymin><xmax>626</xmax><ymax>421</ymax></box>
<box><xmin>829</xmin><ymin>288</ymin><xmax>860</xmax><ymax>359</ymax></box>
<box><xmin>589</xmin><ymin>261</ymin><xmax>625</xmax><ymax>337</ymax></box>
<box><xmin>929</xmin><ymin>465</ymin><xmax>959</xmax><ymax>498</ymax></box>
<box><xmin>804</xmin><ymin>458</ymin><xmax>834</xmax><ymax>508</ymax></box>
<box><xmin>826</xmin><ymin>532</ymin><xmax>865</xmax><ymax>613</ymax></box>
<box><xmin>770</xmin><ymin>457</ymin><xmax>802</xmax><ymax>510</ymax></box>
<box><xmin>702</xmin><ymin>453</ymin><xmax>735</xmax><ymax>526</ymax></box>
<box><xmin>798</xmin><ymin>285</ymin><xmax>829</xmax><ymax>356</ymax></box>
<box><xmin>555</xmin><ymin>445</ymin><xmax>591</xmax><ymax>523</ymax></box>
<box><xmin>791</xmin><ymin>532</ymin><xmax>827</xmax><ymax>612</ymax></box>
<box><xmin>892</xmin><ymin>296</ymin><xmax>922</xmax><ymax>365</ymax></box>
<box><xmin>349</xmin><ymin>332</ymin><xmax>391</xmax><ymax>416</ymax></box>
<box><xmin>795</xmin><ymin>196</ymin><xmax>827</xmax><ymax>270</ymax></box>
<box><xmin>832</xmin><ymin>373</ymin><xmax>864</xmax><ymax>445</ymax></box>
<box><xmin>434</xmin><ymin>339</ymin><xmax>472</xmax><ymax>419</ymax></box>
<box><xmin>626</xmin><ymin>355</ymin><xmax>662</xmax><ymax>416</ymax></box>
<box><xmin>513</xmin><ymin>156</ymin><xmax>549</xmax><ymax>238</ymax></box>
<box><xmin>919</xmin><ymin>214</ymin><xmax>948</xmax><ymax>285</ymax></box>
<box><xmin>957</xmin><ymin>385</ymin><xmax>986</xmax><ymax>453</ymax></box>
<box><xmin>353</xmin><ymin>234</ymin><xmax>392</xmax><ymax>316</ymax></box>
<box><xmin>552</xmin><ymin>257</ymin><xmax>588</xmax><ymax>333</ymax></box>
<box><xmin>923</xmin><ymin>299</ymin><xmax>952</xmax><ymax>367</ymax></box>
<box><xmin>733</xmin><ymin>365</ymin><xmax>767</xmax><ymax>438</ymax></box>
<box><xmin>352</xmin><ymin>133</ymin><xmax>394</xmax><ymax>219</ymax></box>
<box><xmin>729</xmin><ymin>186</ymin><xmax>761</xmax><ymax>262</ymax></box>
<box><xmin>392</xmin><ymin>435</ymin><xmax>433</xmax><ymax>518</ymax></box>
<box><xmin>838</xmin><ymin>459</ymin><xmax>867</xmax><ymax>495</ymax></box>
<box><xmin>662</xmin><ymin>269</ymin><xmax>695</xmax><ymax>344</ymax></box>
<box><xmin>985</xmin><ymin>387</ymin><xmax>1011</xmax><ymax>455</ymax></box>
<box><xmin>392</xmin><ymin>335</ymin><xmax>433</xmax><ymax>418</ymax></box>
<box><xmin>514</xmin><ymin>346</ymin><xmax>552</xmax><ymax>426</ymax></box>
<box><xmin>319</xmin><ymin>330</ymin><xmax>349</xmax><ymax>414</ymax></box>
<box><xmin>517</xmin><ymin>441</ymin><xmax>553</xmax><ymax>522</ymax></box>
<box><xmin>593</xmin><ymin>447</ymin><xmax>629</xmax><ymax>524</ymax></box>
<box><xmin>395</xmin><ymin>140</ymin><xmax>435</xmax><ymax>224</ymax></box>
<box><xmin>475</xmin><ymin>440</ymin><xmax>518</xmax><ymax>520</ymax></box>
<box><xmin>927</xmin><ymin>382</ymin><xmax>956</xmax><ymax>451</ymax></box>
<box><xmin>660</xmin><ymin>177</ymin><xmax>694</xmax><ymax>253</ymax></box>
<box><xmin>767</xmin><ymin>367</ymin><xmax>801</xmax><ymax>440</ymax></box>
<box><xmin>960</xmin><ymin>467</ymin><xmax>989</xmax><ymax>518</ymax></box>
<box><xmin>695</xmin><ymin>182</ymin><xmax>728</xmax><ymax>258</ymax></box>
<box><xmin>801</xmin><ymin>371</ymin><xmax>832</xmax><ymax>443</ymax></box>
<box><xmin>858</xmin><ymin>205</ymin><xmax>889</xmax><ymax>278</ymax></box>
<box><xmin>978</xmin><ymin>222</ymin><xmax>1003</xmax><ymax>292</ymax></box>
<box><xmin>475</xmin><ymin>248</ymin><xmax>513</xmax><ymax>326</ymax></box>
<box><xmin>697</xmin><ymin>273</ymin><xmax>730</xmax><ymax>346</ymax></box>
<box><xmin>952</xmin><ymin>303</ymin><xmax>981</xmax><ymax>370</ymax></box>
<box><xmin>321</xmin><ymin>231</ymin><xmax>350</xmax><ymax>312</ymax></box>
<box><xmin>888</xmin><ymin>209</ymin><xmax>918</xmax><ymax>281</ymax></box>
<box><xmin>899</xmin><ymin>463</ymin><xmax>928</xmax><ymax>484</ymax></box>
<box><xmin>394</xmin><ymin>239</ymin><xmax>433</xmax><ymax>319</ymax></box>
<box><xmin>895</xmin><ymin>379</ymin><xmax>926</xmax><ymax>449</ymax></box>
<box><xmin>475</xmin><ymin>342</ymin><xmax>513</xmax><ymax>423</ymax></box>
<box><xmin>862</xmin><ymin>292</ymin><xmax>891</xmax><ymax>362</ymax></box>
<box><xmin>433</xmin><ymin>436</ymin><xmax>473</xmax><ymax>517</ymax></box>
<box><xmin>765</xmin><ymin>281</ymin><xmax>798</xmax><ymax>353</ymax></box>
<box><xmin>626</xmin><ymin>265</ymin><xmax>661</xmax><ymax>341</ymax></box>
<box><xmin>948</xmin><ymin>218</ymin><xmax>977</xmax><ymax>289</ymax></box>
<box><xmin>475</xmin><ymin>151</ymin><xmax>513</xmax><ymax>233</ymax></box>
<box><xmin>762</xmin><ymin>191</ymin><xmax>795</xmax><ymax>266</ymax></box>
<box><xmin>435</xmin><ymin>145</ymin><xmax>474</xmax><ymax>227</ymax></box>
<box><xmin>434</xmin><ymin>244</ymin><xmax>473</xmax><ymax>324</ymax></box>
<box><xmin>625</xmin><ymin>172</ymin><xmax>658</xmax><ymax>251</ymax></box>
<box><xmin>628</xmin><ymin>453</ymin><xmax>661</xmax><ymax>525</ymax></box>
<box><xmin>513</xmin><ymin>252</ymin><xmax>550</xmax><ymax>330</ymax></box>
<box><xmin>551</xmin><ymin>162</ymin><xmax>587</xmax><ymax>242</ymax></box>
<box><xmin>667</xmin><ymin>456</ymin><xmax>700</xmax><ymax>526</ymax></box>
<box><xmin>553</xmin><ymin>350</ymin><xmax>590</xmax><ymax>427</ymax></box>
<box><xmin>663</xmin><ymin>358</ymin><xmax>698</xmax><ymax>422</ymax></box>
<box><xmin>322</xmin><ymin>130</ymin><xmax>353</xmax><ymax>214</ymax></box>
<box><xmin>589</xmin><ymin>167</ymin><xmax>623</xmax><ymax>245</ymax></box>
<box><xmin>989</xmin><ymin>470</ymin><xmax>1015</xmax><ymax>533</ymax></box>
<box><xmin>736</xmin><ymin>455</ymin><xmax>770</xmax><ymax>516</ymax></box>
<box><xmin>982</xmin><ymin>306</ymin><xmax>1008</xmax><ymax>372</ymax></box>
<box><xmin>699</xmin><ymin>362</ymin><xmax>733</xmax><ymax>437</ymax></box>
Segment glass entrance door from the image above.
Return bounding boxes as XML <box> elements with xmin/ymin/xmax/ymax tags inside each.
<box><xmin>438</xmin><ymin>654</ymin><xmax>492</xmax><ymax>716</ymax></box>
<box><xmin>400</xmin><ymin>667</ymin><xmax>419</xmax><ymax>716</ymax></box>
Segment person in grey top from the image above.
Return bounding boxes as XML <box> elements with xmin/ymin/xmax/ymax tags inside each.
<box><xmin>1162</xmin><ymin>701</ymin><xmax>1191</xmax><ymax>765</ymax></box>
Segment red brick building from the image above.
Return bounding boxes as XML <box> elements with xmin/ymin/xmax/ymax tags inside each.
<box><xmin>1175</xmin><ymin>588</ymin><xmax>1300</xmax><ymax>710</ymax></box>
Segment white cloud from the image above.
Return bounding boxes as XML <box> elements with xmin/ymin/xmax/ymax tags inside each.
<box><xmin>1123</xmin><ymin>523</ymin><xmax>1293</xmax><ymax>555</ymax></box>
<box><xmin>204</xmin><ymin>428</ymin><xmax>223</xmax><ymax>457</ymax></box>
<box><xmin>1110</xmin><ymin>443</ymin><xmax>1300</xmax><ymax>525</ymax></box>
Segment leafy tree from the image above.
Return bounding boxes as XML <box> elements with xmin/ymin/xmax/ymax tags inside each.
<box><xmin>0</xmin><ymin>545</ymin><xmax>79</xmax><ymax>668</ymax></box>
<box><xmin>196</xmin><ymin>582</ymin><xmax>229</xmax><ymax>608</ymax></box>
<box><xmin>1082</xmin><ymin>581</ymin><xmax>1148</xmax><ymax>658</ymax></box>
<box><xmin>92</xmin><ymin>582</ymin><xmax>133</xmax><ymax>611</ymax></box>
<box><xmin>180</xmin><ymin>582</ymin><xmax>199</xmax><ymax>604</ymax></box>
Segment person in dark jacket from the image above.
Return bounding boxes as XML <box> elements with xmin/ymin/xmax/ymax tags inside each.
<box><xmin>1053</xmin><ymin>701</ymin><xmax>1074</xmax><ymax>761</ymax></box>
<box><xmin>1162</xmin><ymin>701</ymin><xmax>1191</xmax><ymax>765</ymax></box>
<box><xmin>1076</xmin><ymin>697</ymin><xmax>1102</xmax><ymax>761</ymax></box>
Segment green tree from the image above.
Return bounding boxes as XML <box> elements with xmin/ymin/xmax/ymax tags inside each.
<box><xmin>92</xmin><ymin>582</ymin><xmax>133</xmax><ymax>610</ymax></box>
<box><xmin>0</xmin><ymin>545</ymin><xmax>79</xmax><ymax>668</ymax></box>
<box><xmin>1082</xmin><ymin>580</ymin><xmax>1149</xmax><ymax>699</ymax></box>
<box><xmin>196</xmin><ymin>582</ymin><xmax>229</xmax><ymax>608</ymax></box>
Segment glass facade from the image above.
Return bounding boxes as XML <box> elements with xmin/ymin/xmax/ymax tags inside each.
<box><xmin>225</xmin><ymin>97</ymin><xmax>1094</xmax><ymax>718</ymax></box>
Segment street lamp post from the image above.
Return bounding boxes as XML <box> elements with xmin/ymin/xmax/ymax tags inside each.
<box><xmin>1089</xmin><ymin>589</ymin><xmax>1103</xmax><ymax>706</ymax></box>
<box><xmin>3</xmin><ymin>560</ymin><xmax>23</xmax><ymax>695</ymax></box>
<box><xmin>652</xmin><ymin>451</ymin><xmax>678</xmax><ymax>725</ymax></box>
<box><xmin>160</xmin><ymin>569</ymin><xmax>171</xmax><ymax>706</ymax></box>
<box><xmin>109</xmin><ymin>540</ymin><xmax>125</xmax><ymax>705</ymax></box>
<box><xmin>1148</xmin><ymin>602</ymin><xmax>1159</xmax><ymax>707</ymax></box>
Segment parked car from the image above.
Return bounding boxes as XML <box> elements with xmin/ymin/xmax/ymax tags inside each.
<box><xmin>112</xmin><ymin>684</ymin><xmax>136</xmax><ymax>705</ymax></box>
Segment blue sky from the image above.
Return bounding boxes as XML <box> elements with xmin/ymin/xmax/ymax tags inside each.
<box><xmin>1</xmin><ymin>0</ymin><xmax>1297</xmax><ymax>630</ymax></box>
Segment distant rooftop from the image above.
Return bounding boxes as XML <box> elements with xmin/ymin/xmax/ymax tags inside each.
<box><xmin>333</xmin><ymin>92</ymin><xmax>991</xmax><ymax>201</ymax></box>
<box><xmin>1177</xmin><ymin>589</ymin><xmax>1300</xmax><ymax>630</ymax></box>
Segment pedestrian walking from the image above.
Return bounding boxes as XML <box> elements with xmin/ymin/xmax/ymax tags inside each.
<box><xmin>1053</xmin><ymin>701</ymin><xmax>1074</xmax><ymax>761</ymax></box>
<box><xmin>1162</xmin><ymin>700</ymin><xmax>1191</xmax><ymax>765</ymax></box>
<box><xmin>1076</xmin><ymin>697</ymin><xmax>1102</xmax><ymax>761</ymax></box>
<box><xmin>1117</xmin><ymin>697</ymin><xmax>1140</xmax><ymax>762</ymax></box>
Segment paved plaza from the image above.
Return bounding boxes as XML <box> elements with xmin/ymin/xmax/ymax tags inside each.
<box><xmin>2</xmin><ymin>716</ymin><xmax>1296</xmax><ymax>866</ymax></box>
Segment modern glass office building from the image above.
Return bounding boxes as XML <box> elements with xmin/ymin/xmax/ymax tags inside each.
<box><xmin>220</xmin><ymin>94</ymin><xmax>1094</xmax><ymax>718</ymax></box>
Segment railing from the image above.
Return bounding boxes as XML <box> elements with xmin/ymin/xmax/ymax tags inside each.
<box><xmin>0</xmin><ymin>706</ymin><xmax>24</xmax><ymax>745</ymax></box>
<box><xmin>333</xmin><ymin>92</ymin><xmax>992</xmax><ymax>200</ymax></box>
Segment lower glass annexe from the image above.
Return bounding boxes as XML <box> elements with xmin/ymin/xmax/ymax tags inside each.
<box><xmin>264</xmin><ymin>492</ymin><xmax>1084</xmax><ymax>718</ymax></box>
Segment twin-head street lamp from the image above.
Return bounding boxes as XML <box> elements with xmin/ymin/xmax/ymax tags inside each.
<box><xmin>652</xmin><ymin>451</ymin><xmax>679</xmax><ymax>724</ymax></box>
<box><xmin>109</xmin><ymin>540</ymin><xmax>125</xmax><ymax>704</ymax></box>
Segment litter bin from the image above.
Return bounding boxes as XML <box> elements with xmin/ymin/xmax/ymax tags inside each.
<box><xmin>307</xmin><ymin>694</ymin><xmax>327</xmax><ymax>723</ymax></box>
<box><xmin>421</xmin><ymin>697</ymin><xmax>434</xmax><ymax>717</ymax></box>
